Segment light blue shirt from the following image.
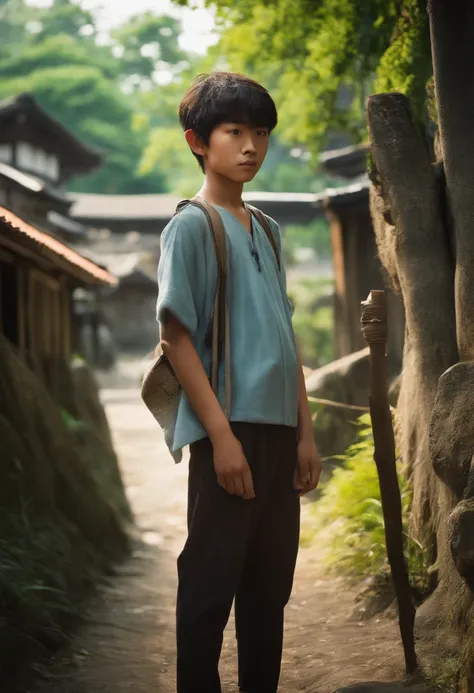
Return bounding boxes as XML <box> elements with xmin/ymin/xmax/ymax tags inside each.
<box><xmin>156</xmin><ymin>203</ymin><xmax>298</xmax><ymax>457</ymax></box>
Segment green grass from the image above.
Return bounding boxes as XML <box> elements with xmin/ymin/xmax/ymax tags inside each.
<box><xmin>305</xmin><ymin>414</ymin><xmax>431</xmax><ymax>593</ymax></box>
<box><xmin>0</xmin><ymin>500</ymin><xmax>104</xmax><ymax>679</ymax></box>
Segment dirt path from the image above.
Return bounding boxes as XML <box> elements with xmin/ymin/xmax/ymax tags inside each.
<box><xmin>37</xmin><ymin>376</ymin><xmax>407</xmax><ymax>693</ymax></box>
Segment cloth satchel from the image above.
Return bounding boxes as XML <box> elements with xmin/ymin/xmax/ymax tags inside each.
<box><xmin>141</xmin><ymin>196</ymin><xmax>280</xmax><ymax>462</ymax></box>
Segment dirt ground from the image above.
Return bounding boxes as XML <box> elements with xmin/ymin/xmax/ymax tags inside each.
<box><xmin>35</xmin><ymin>362</ymin><xmax>410</xmax><ymax>693</ymax></box>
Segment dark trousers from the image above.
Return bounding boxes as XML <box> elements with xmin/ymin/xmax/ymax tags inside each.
<box><xmin>176</xmin><ymin>423</ymin><xmax>300</xmax><ymax>693</ymax></box>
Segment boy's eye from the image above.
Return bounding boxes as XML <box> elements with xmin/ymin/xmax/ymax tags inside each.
<box><xmin>256</xmin><ymin>130</ymin><xmax>268</xmax><ymax>136</ymax></box>
<box><xmin>230</xmin><ymin>128</ymin><xmax>240</xmax><ymax>135</ymax></box>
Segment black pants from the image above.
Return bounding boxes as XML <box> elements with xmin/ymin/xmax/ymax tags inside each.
<box><xmin>176</xmin><ymin>423</ymin><xmax>300</xmax><ymax>693</ymax></box>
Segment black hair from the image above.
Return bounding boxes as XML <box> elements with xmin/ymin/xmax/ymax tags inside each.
<box><xmin>179</xmin><ymin>71</ymin><xmax>278</xmax><ymax>171</ymax></box>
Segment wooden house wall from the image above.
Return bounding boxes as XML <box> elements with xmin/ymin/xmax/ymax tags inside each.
<box><xmin>0</xmin><ymin>251</ymin><xmax>73</xmax><ymax>379</ymax></box>
<box><xmin>328</xmin><ymin>197</ymin><xmax>405</xmax><ymax>369</ymax></box>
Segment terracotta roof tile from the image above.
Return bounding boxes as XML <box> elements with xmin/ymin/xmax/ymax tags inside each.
<box><xmin>0</xmin><ymin>206</ymin><xmax>117</xmax><ymax>285</ymax></box>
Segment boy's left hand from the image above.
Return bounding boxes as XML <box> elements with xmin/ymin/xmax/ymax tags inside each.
<box><xmin>294</xmin><ymin>438</ymin><xmax>322</xmax><ymax>495</ymax></box>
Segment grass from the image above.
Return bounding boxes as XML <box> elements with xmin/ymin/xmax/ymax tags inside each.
<box><xmin>424</xmin><ymin>655</ymin><xmax>460</xmax><ymax>693</ymax></box>
<box><xmin>0</xmin><ymin>499</ymin><xmax>104</xmax><ymax>680</ymax></box>
<box><xmin>303</xmin><ymin>414</ymin><xmax>431</xmax><ymax>594</ymax></box>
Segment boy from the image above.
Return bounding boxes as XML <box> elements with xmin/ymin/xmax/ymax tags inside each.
<box><xmin>157</xmin><ymin>72</ymin><xmax>321</xmax><ymax>693</ymax></box>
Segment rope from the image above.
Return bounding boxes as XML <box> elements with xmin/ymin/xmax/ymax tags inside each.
<box><xmin>307</xmin><ymin>396</ymin><xmax>370</xmax><ymax>413</ymax></box>
<box><xmin>361</xmin><ymin>301</ymin><xmax>387</xmax><ymax>344</ymax></box>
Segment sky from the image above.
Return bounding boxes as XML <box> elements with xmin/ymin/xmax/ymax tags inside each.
<box><xmin>27</xmin><ymin>0</ymin><xmax>218</xmax><ymax>54</ymax></box>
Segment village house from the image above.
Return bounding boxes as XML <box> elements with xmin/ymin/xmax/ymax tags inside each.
<box><xmin>0</xmin><ymin>93</ymin><xmax>101</xmax><ymax>240</ymax></box>
<box><xmin>0</xmin><ymin>93</ymin><xmax>117</xmax><ymax>376</ymax></box>
<box><xmin>317</xmin><ymin>144</ymin><xmax>405</xmax><ymax>369</ymax></box>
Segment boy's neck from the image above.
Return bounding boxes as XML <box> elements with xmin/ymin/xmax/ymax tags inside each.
<box><xmin>198</xmin><ymin>172</ymin><xmax>244</xmax><ymax>211</ymax></box>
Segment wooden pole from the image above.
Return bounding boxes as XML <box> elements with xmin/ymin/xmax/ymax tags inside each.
<box><xmin>361</xmin><ymin>289</ymin><xmax>418</xmax><ymax>675</ymax></box>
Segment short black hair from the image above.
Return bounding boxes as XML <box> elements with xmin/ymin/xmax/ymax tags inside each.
<box><xmin>179</xmin><ymin>71</ymin><xmax>278</xmax><ymax>171</ymax></box>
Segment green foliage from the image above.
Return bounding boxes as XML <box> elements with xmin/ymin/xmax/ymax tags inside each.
<box><xmin>176</xmin><ymin>0</ymin><xmax>433</xmax><ymax>153</ymax></box>
<box><xmin>311</xmin><ymin>415</ymin><xmax>430</xmax><ymax>591</ymax></box>
<box><xmin>0</xmin><ymin>0</ymin><xmax>33</xmax><ymax>50</ymax></box>
<box><xmin>289</xmin><ymin>278</ymin><xmax>334</xmax><ymax>368</ymax></box>
<box><xmin>0</xmin><ymin>501</ymin><xmax>103</xmax><ymax>677</ymax></box>
<box><xmin>138</xmin><ymin>123</ymin><xmax>202</xmax><ymax>198</ymax></box>
<box><xmin>0</xmin><ymin>0</ymin><xmax>435</xmax><ymax>194</ymax></box>
<box><xmin>32</xmin><ymin>0</ymin><xmax>97</xmax><ymax>42</ymax></box>
<box><xmin>61</xmin><ymin>408</ymin><xmax>87</xmax><ymax>434</ymax></box>
<box><xmin>111</xmin><ymin>12</ymin><xmax>186</xmax><ymax>85</ymax></box>
<box><xmin>0</xmin><ymin>0</ymin><xmax>183</xmax><ymax>193</ymax></box>
<box><xmin>283</xmin><ymin>218</ymin><xmax>332</xmax><ymax>261</ymax></box>
<box><xmin>375</xmin><ymin>0</ymin><xmax>432</xmax><ymax>127</ymax></box>
<box><xmin>424</xmin><ymin>656</ymin><xmax>460</xmax><ymax>693</ymax></box>
<box><xmin>293</xmin><ymin>306</ymin><xmax>334</xmax><ymax>369</ymax></box>
<box><xmin>0</xmin><ymin>0</ymin><xmax>332</xmax><ymax>195</ymax></box>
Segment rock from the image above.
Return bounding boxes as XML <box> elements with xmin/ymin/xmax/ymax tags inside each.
<box><xmin>448</xmin><ymin>497</ymin><xmax>474</xmax><ymax>589</ymax></box>
<box><xmin>305</xmin><ymin>348</ymin><xmax>370</xmax><ymax>460</ymax></box>
<box><xmin>414</xmin><ymin>559</ymin><xmax>467</xmax><ymax>684</ymax></box>
<box><xmin>0</xmin><ymin>336</ymin><xmax>130</xmax><ymax>556</ymax></box>
<box><xmin>429</xmin><ymin>362</ymin><xmax>474</xmax><ymax>499</ymax></box>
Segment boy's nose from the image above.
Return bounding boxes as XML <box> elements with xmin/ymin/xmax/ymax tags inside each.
<box><xmin>242</xmin><ymin>139</ymin><xmax>257</xmax><ymax>154</ymax></box>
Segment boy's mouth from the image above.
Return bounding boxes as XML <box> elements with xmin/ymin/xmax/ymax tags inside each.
<box><xmin>240</xmin><ymin>161</ymin><xmax>257</xmax><ymax>167</ymax></box>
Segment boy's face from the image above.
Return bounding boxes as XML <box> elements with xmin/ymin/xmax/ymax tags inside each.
<box><xmin>189</xmin><ymin>122</ymin><xmax>269</xmax><ymax>183</ymax></box>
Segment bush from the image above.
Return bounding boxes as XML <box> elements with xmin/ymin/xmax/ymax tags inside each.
<box><xmin>289</xmin><ymin>278</ymin><xmax>335</xmax><ymax>368</ymax></box>
<box><xmin>292</xmin><ymin>305</ymin><xmax>334</xmax><ymax>368</ymax></box>
<box><xmin>310</xmin><ymin>414</ymin><xmax>430</xmax><ymax>594</ymax></box>
<box><xmin>283</xmin><ymin>218</ymin><xmax>332</xmax><ymax>261</ymax></box>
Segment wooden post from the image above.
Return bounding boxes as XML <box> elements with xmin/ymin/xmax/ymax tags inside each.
<box><xmin>361</xmin><ymin>289</ymin><xmax>418</xmax><ymax>675</ymax></box>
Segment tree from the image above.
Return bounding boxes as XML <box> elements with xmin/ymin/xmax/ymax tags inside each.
<box><xmin>32</xmin><ymin>0</ymin><xmax>98</xmax><ymax>42</ymax></box>
<box><xmin>0</xmin><ymin>0</ymin><xmax>186</xmax><ymax>193</ymax></box>
<box><xmin>366</xmin><ymin>1</ymin><xmax>474</xmax><ymax>688</ymax></box>
<box><xmin>176</xmin><ymin>0</ymin><xmax>432</xmax><ymax>153</ymax></box>
<box><xmin>0</xmin><ymin>0</ymin><xmax>35</xmax><ymax>51</ymax></box>
<box><xmin>112</xmin><ymin>12</ymin><xmax>186</xmax><ymax>88</ymax></box>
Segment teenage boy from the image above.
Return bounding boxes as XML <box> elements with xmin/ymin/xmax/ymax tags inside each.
<box><xmin>156</xmin><ymin>72</ymin><xmax>321</xmax><ymax>693</ymax></box>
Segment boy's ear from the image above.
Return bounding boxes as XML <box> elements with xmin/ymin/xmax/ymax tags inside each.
<box><xmin>185</xmin><ymin>129</ymin><xmax>206</xmax><ymax>156</ymax></box>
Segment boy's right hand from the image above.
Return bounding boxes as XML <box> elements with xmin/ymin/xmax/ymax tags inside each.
<box><xmin>212</xmin><ymin>431</ymin><xmax>255</xmax><ymax>500</ymax></box>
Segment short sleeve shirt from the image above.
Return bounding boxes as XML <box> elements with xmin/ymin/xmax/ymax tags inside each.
<box><xmin>156</xmin><ymin>204</ymin><xmax>298</xmax><ymax>457</ymax></box>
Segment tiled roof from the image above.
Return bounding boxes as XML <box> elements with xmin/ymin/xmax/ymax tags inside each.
<box><xmin>0</xmin><ymin>206</ymin><xmax>117</xmax><ymax>286</ymax></box>
<box><xmin>0</xmin><ymin>94</ymin><xmax>102</xmax><ymax>171</ymax></box>
<box><xmin>319</xmin><ymin>144</ymin><xmax>370</xmax><ymax>179</ymax></box>
<box><xmin>70</xmin><ymin>191</ymin><xmax>325</xmax><ymax>222</ymax></box>
<box><xmin>69</xmin><ymin>193</ymin><xmax>181</xmax><ymax>221</ymax></box>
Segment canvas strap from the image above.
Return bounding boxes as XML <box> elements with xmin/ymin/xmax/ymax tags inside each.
<box><xmin>174</xmin><ymin>196</ymin><xmax>231</xmax><ymax>418</ymax></box>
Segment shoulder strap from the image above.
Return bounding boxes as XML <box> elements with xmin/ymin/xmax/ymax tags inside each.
<box><xmin>175</xmin><ymin>197</ymin><xmax>228</xmax><ymax>279</ymax></box>
<box><xmin>174</xmin><ymin>197</ymin><xmax>231</xmax><ymax>418</ymax></box>
<box><xmin>245</xmin><ymin>204</ymin><xmax>281</xmax><ymax>270</ymax></box>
